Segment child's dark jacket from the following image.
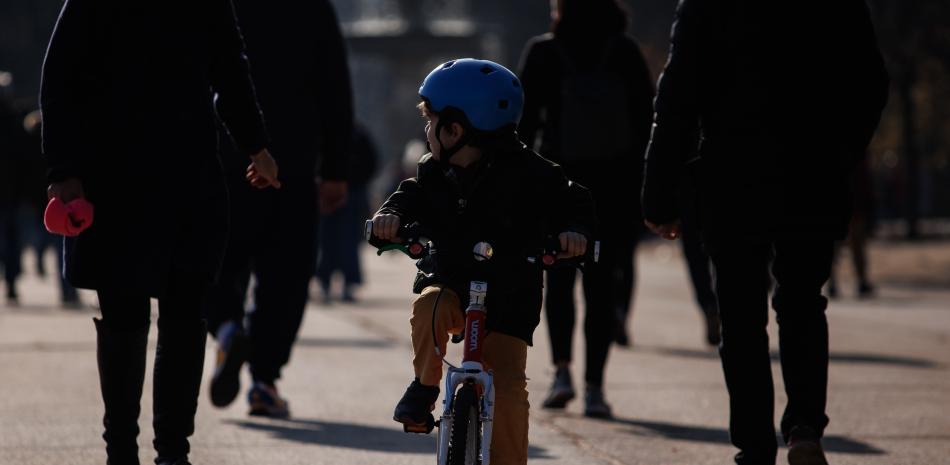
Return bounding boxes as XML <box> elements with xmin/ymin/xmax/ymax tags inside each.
<box><xmin>376</xmin><ymin>142</ymin><xmax>595</xmax><ymax>345</ymax></box>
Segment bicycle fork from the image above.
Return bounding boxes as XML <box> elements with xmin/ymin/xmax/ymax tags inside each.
<box><xmin>437</xmin><ymin>281</ymin><xmax>495</xmax><ymax>465</ymax></box>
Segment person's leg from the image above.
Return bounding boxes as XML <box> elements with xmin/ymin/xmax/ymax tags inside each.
<box><xmin>483</xmin><ymin>332</ymin><xmax>529</xmax><ymax>465</ymax></box>
<box><xmin>95</xmin><ymin>287</ymin><xmax>152</xmax><ymax>465</ymax></box>
<box><xmin>340</xmin><ymin>186</ymin><xmax>368</xmax><ymax>298</ymax></box>
<box><xmin>580</xmin><ymin>248</ymin><xmax>616</xmax><ymax>418</ymax></box>
<box><xmin>410</xmin><ymin>286</ymin><xmax>465</xmax><ymax>386</ymax></box>
<box><xmin>542</xmin><ymin>267</ymin><xmax>578</xmax><ymax>408</ymax></box>
<box><xmin>848</xmin><ymin>217</ymin><xmax>873</xmax><ymax>297</ymax></box>
<box><xmin>314</xmin><ymin>208</ymin><xmax>341</xmax><ymax>300</ymax></box>
<box><xmin>681</xmin><ymin>222</ymin><xmax>721</xmax><ymax>345</ymax></box>
<box><xmin>202</xmin><ymin>179</ymin><xmax>255</xmax><ymax>408</ymax></box>
<box><xmin>395</xmin><ymin>285</ymin><xmax>465</xmax><ymax>428</ymax></box>
<box><xmin>246</xmin><ymin>183</ymin><xmax>316</xmax><ymax>416</ymax></box>
<box><xmin>709</xmin><ymin>239</ymin><xmax>778</xmax><ymax>465</ymax></box>
<box><xmin>771</xmin><ymin>240</ymin><xmax>834</xmax><ymax>444</ymax></box>
<box><xmin>152</xmin><ymin>276</ymin><xmax>208</xmax><ymax>463</ymax></box>
<box><xmin>611</xmin><ymin>238</ymin><xmax>636</xmax><ymax>347</ymax></box>
<box><xmin>0</xmin><ymin>203</ymin><xmax>22</xmax><ymax>302</ymax></box>
<box><xmin>54</xmin><ymin>236</ymin><xmax>80</xmax><ymax>306</ymax></box>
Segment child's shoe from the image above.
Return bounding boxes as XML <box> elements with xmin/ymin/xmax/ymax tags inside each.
<box><xmin>542</xmin><ymin>366</ymin><xmax>575</xmax><ymax>409</ymax></box>
<box><xmin>248</xmin><ymin>382</ymin><xmax>290</xmax><ymax>418</ymax></box>
<box><xmin>393</xmin><ymin>378</ymin><xmax>439</xmax><ymax>433</ymax></box>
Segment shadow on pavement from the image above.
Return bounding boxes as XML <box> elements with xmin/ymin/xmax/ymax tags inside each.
<box><xmin>226</xmin><ymin>418</ymin><xmax>553</xmax><ymax>458</ymax></box>
<box><xmin>610</xmin><ymin>417</ymin><xmax>885</xmax><ymax>455</ymax></box>
<box><xmin>294</xmin><ymin>337</ymin><xmax>395</xmax><ymax>350</ymax></box>
<box><xmin>644</xmin><ymin>346</ymin><xmax>940</xmax><ymax>369</ymax></box>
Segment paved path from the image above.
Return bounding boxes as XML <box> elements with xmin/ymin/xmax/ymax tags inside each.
<box><xmin>1</xmin><ymin>242</ymin><xmax>948</xmax><ymax>464</ymax></box>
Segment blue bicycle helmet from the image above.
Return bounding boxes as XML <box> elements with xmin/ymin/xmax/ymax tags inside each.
<box><xmin>419</xmin><ymin>59</ymin><xmax>524</xmax><ymax>132</ymax></box>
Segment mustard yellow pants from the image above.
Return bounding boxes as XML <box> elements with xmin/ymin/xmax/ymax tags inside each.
<box><xmin>411</xmin><ymin>285</ymin><xmax>529</xmax><ymax>465</ymax></box>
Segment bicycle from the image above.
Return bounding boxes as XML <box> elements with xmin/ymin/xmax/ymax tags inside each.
<box><xmin>365</xmin><ymin>220</ymin><xmax>598</xmax><ymax>465</ymax></box>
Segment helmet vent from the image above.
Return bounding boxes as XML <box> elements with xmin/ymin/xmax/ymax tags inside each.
<box><xmin>442</xmin><ymin>61</ymin><xmax>456</xmax><ymax>69</ymax></box>
<box><xmin>480</xmin><ymin>65</ymin><xmax>497</xmax><ymax>75</ymax></box>
<box><xmin>498</xmin><ymin>100</ymin><xmax>509</xmax><ymax>110</ymax></box>
<box><xmin>512</xmin><ymin>79</ymin><xmax>521</xmax><ymax>88</ymax></box>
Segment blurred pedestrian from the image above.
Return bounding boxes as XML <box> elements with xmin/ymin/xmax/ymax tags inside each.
<box><xmin>518</xmin><ymin>0</ymin><xmax>654</xmax><ymax>418</ymax></box>
<box><xmin>828</xmin><ymin>156</ymin><xmax>876</xmax><ymax>299</ymax></box>
<box><xmin>203</xmin><ymin>0</ymin><xmax>353</xmax><ymax>418</ymax></box>
<box><xmin>316</xmin><ymin>123</ymin><xmax>377</xmax><ymax>303</ymax></box>
<box><xmin>641</xmin><ymin>1</ymin><xmax>888</xmax><ymax>464</ymax></box>
<box><xmin>41</xmin><ymin>1</ymin><xmax>278</xmax><ymax>464</ymax></box>
<box><xmin>21</xmin><ymin>109</ymin><xmax>82</xmax><ymax>307</ymax></box>
<box><xmin>0</xmin><ymin>78</ymin><xmax>24</xmax><ymax>305</ymax></box>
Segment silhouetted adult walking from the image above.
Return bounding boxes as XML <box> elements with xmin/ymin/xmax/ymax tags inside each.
<box><xmin>316</xmin><ymin>123</ymin><xmax>377</xmax><ymax>303</ymax></box>
<box><xmin>642</xmin><ymin>1</ymin><xmax>888</xmax><ymax>464</ymax></box>
<box><xmin>203</xmin><ymin>0</ymin><xmax>353</xmax><ymax>418</ymax></box>
<box><xmin>519</xmin><ymin>0</ymin><xmax>654</xmax><ymax>418</ymax></box>
<box><xmin>41</xmin><ymin>1</ymin><xmax>279</xmax><ymax>463</ymax></box>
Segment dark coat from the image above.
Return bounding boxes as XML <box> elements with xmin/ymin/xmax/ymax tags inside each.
<box><xmin>223</xmin><ymin>0</ymin><xmax>353</xmax><ymax>183</ymax></box>
<box><xmin>41</xmin><ymin>0</ymin><xmax>267</xmax><ymax>297</ymax></box>
<box><xmin>375</xmin><ymin>142</ymin><xmax>596</xmax><ymax>345</ymax></box>
<box><xmin>518</xmin><ymin>32</ymin><xmax>655</xmax><ymax>240</ymax></box>
<box><xmin>642</xmin><ymin>0</ymin><xmax>889</xmax><ymax>241</ymax></box>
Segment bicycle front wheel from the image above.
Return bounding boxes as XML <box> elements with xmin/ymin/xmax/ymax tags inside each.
<box><xmin>448</xmin><ymin>383</ymin><xmax>481</xmax><ymax>465</ymax></box>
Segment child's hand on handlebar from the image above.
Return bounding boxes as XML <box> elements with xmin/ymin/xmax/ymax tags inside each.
<box><xmin>372</xmin><ymin>214</ymin><xmax>403</xmax><ymax>242</ymax></box>
<box><xmin>557</xmin><ymin>231</ymin><xmax>587</xmax><ymax>259</ymax></box>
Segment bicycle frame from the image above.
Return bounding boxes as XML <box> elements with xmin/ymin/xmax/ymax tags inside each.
<box><xmin>437</xmin><ymin>280</ymin><xmax>495</xmax><ymax>465</ymax></box>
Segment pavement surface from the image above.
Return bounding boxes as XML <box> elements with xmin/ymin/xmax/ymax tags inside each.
<box><xmin>1</xmin><ymin>241</ymin><xmax>949</xmax><ymax>465</ymax></box>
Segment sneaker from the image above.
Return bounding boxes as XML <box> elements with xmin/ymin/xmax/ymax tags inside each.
<box><xmin>210</xmin><ymin>320</ymin><xmax>247</xmax><ymax>407</ymax></box>
<box><xmin>583</xmin><ymin>385</ymin><xmax>613</xmax><ymax>419</ymax></box>
<box><xmin>542</xmin><ymin>367</ymin><xmax>576</xmax><ymax>409</ymax></box>
<box><xmin>787</xmin><ymin>427</ymin><xmax>829</xmax><ymax>465</ymax></box>
<box><xmin>248</xmin><ymin>381</ymin><xmax>290</xmax><ymax>418</ymax></box>
<box><xmin>704</xmin><ymin>311</ymin><xmax>722</xmax><ymax>346</ymax></box>
<box><xmin>393</xmin><ymin>378</ymin><xmax>439</xmax><ymax>432</ymax></box>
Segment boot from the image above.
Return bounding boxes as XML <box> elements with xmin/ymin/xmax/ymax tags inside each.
<box><xmin>583</xmin><ymin>385</ymin><xmax>613</xmax><ymax>419</ymax></box>
<box><xmin>94</xmin><ymin>318</ymin><xmax>149</xmax><ymax>465</ymax></box>
<box><xmin>153</xmin><ymin>319</ymin><xmax>207</xmax><ymax>464</ymax></box>
<box><xmin>542</xmin><ymin>366</ymin><xmax>576</xmax><ymax>409</ymax></box>
<box><xmin>787</xmin><ymin>426</ymin><xmax>829</xmax><ymax>465</ymax></box>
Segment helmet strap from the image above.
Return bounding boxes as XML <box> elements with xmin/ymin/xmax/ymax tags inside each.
<box><xmin>434</xmin><ymin>118</ymin><xmax>470</xmax><ymax>168</ymax></box>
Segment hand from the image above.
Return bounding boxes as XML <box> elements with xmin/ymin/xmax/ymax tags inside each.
<box><xmin>646</xmin><ymin>220</ymin><xmax>681</xmax><ymax>240</ymax></box>
<box><xmin>557</xmin><ymin>231</ymin><xmax>588</xmax><ymax>259</ymax></box>
<box><xmin>319</xmin><ymin>180</ymin><xmax>348</xmax><ymax>214</ymax></box>
<box><xmin>47</xmin><ymin>177</ymin><xmax>85</xmax><ymax>202</ymax></box>
<box><xmin>247</xmin><ymin>149</ymin><xmax>281</xmax><ymax>189</ymax></box>
<box><xmin>372</xmin><ymin>214</ymin><xmax>402</xmax><ymax>242</ymax></box>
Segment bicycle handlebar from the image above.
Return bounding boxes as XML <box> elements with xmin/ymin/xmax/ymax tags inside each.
<box><xmin>364</xmin><ymin>219</ymin><xmax>599</xmax><ymax>268</ymax></box>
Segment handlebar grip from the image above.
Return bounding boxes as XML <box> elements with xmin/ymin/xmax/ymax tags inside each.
<box><xmin>365</xmin><ymin>219</ymin><xmax>430</xmax><ymax>260</ymax></box>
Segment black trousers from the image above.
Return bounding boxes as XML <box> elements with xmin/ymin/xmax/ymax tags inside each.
<box><xmin>708</xmin><ymin>239</ymin><xmax>834</xmax><ymax>465</ymax></box>
<box><xmin>97</xmin><ymin>274</ymin><xmax>207</xmax><ymax>461</ymax></box>
<box><xmin>681</xmin><ymin>217</ymin><xmax>718</xmax><ymax>316</ymax></box>
<box><xmin>204</xmin><ymin>177</ymin><xmax>316</xmax><ymax>384</ymax></box>
<box><xmin>545</xmin><ymin>240</ymin><xmax>625</xmax><ymax>387</ymax></box>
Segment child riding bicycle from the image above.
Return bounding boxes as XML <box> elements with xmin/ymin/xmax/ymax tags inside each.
<box><xmin>370</xmin><ymin>58</ymin><xmax>596</xmax><ymax>465</ymax></box>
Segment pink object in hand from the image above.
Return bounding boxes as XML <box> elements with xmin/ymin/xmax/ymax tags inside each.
<box><xmin>44</xmin><ymin>197</ymin><xmax>95</xmax><ymax>237</ymax></box>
